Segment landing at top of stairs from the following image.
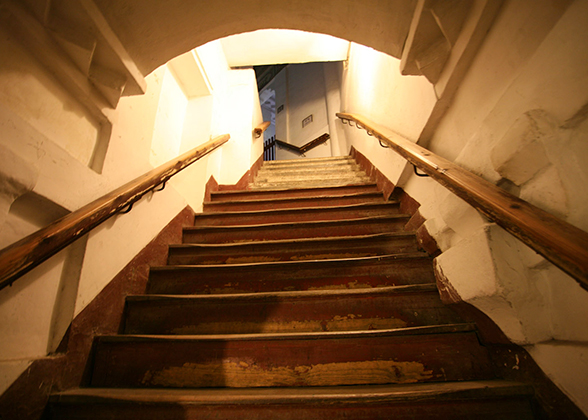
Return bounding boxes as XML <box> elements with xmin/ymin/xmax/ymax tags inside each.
<box><xmin>250</xmin><ymin>156</ymin><xmax>372</xmax><ymax>190</ymax></box>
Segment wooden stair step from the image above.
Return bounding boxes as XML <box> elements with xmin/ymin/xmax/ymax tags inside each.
<box><xmin>183</xmin><ymin>216</ymin><xmax>411</xmax><ymax>244</ymax></box>
<box><xmin>147</xmin><ymin>253</ymin><xmax>436</xmax><ymax>295</ymax></box>
<box><xmin>44</xmin><ymin>154</ymin><xmax>541</xmax><ymax>419</ymax></box>
<box><xmin>262</xmin><ymin>156</ymin><xmax>355</xmax><ymax>168</ymax></box>
<box><xmin>193</xmin><ymin>202</ymin><xmax>401</xmax><ymax>226</ymax></box>
<box><xmin>250</xmin><ymin>179</ymin><xmax>372</xmax><ymax>190</ymax></box>
<box><xmin>254</xmin><ymin>164</ymin><xmax>365</xmax><ymax>178</ymax></box>
<box><xmin>90</xmin><ymin>324</ymin><xmax>494</xmax><ymax>389</ymax></box>
<box><xmin>252</xmin><ymin>172</ymin><xmax>370</xmax><ymax>184</ymax></box>
<box><xmin>208</xmin><ymin>184</ymin><xmax>380</xmax><ymax>202</ymax></box>
<box><xmin>204</xmin><ymin>192</ymin><xmax>386</xmax><ymax>212</ymax></box>
<box><xmin>123</xmin><ymin>284</ymin><xmax>464</xmax><ymax>335</ymax></box>
<box><xmin>169</xmin><ymin>232</ymin><xmax>420</xmax><ymax>265</ymax></box>
<box><xmin>49</xmin><ymin>381</ymin><xmax>535</xmax><ymax>420</ymax></box>
<box><xmin>255</xmin><ymin>166</ymin><xmax>362</xmax><ymax>178</ymax></box>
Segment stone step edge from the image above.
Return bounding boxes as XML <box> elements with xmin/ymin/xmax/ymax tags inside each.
<box><xmin>127</xmin><ymin>283</ymin><xmax>439</xmax><ymax>304</ymax></box>
<box><xmin>149</xmin><ymin>252</ymin><xmax>432</xmax><ymax>273</ymax></box>
<box><xmin>51</xmin><ymin>380</ymin><xmax>534</xmax><ymax>405</ymax></box>
<box><xmin>96</xmin><ymin>323</ymin><xmax>477</xmax><ymax>343</ymax></box>
<box><xmin>194</xmin><ymin>201</ymin><xmax>400</xmax><ymax>219</ymax></box>
<box><xmin>184</xmin><ymin>215</ymin><xmax>411</xmax><ymax>234</ymax></box>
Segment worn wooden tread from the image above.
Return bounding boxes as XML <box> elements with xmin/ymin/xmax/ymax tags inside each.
<box><xmin>263</xmin><ymin>156</ymin><xmax>355</xmax><ymax>165</ymax></box>
<box><xmin>193</xmin><ymin>202</ymin><xmax>401</xmax><ymax>226</ymax></box>
<box><xmin>128</xmin><ymin>283</ymin><xmax>440</xmax><ymax>304</ymax></box>
<box><xmin>147</xmin><ymin>252</ymin><xmax>436</xmax><ymax>294</ymax></box>
<box><xmin>210</xmin><ymin>183</ymin><xmax>379</xmax><ymax>197</ymax></box>
<box><xmin>208</xmin><ymin>189</ymin><xmax>382</xmax><ymax>203</ymax></box>
<box><xmin>196</xmin><ymin>201</ymin><xmax>400</xmax><ymax>218</ymax></box>
<box><xmin>185</xmin><ymin>215</ymin><xmax>411</xmax><ymax>234</ymax></box>
<box><xmin>183</xmin><ymin>215</ymin><xmax>412</xmax><ymax>244</ymax></box>
<box><xmin>99</xmin><ymin>323</ymin><xmax>477</xmax><ymax>343</ymax></box>
<box><xmin>169</xmin><ymin>234</ymin><xmax>419</xmax><ymax>264</ymax></box>
<box><xmin>250</xmin><ymin>180</ymin><xmax>373</xmax><ymax>190</ymax></box>
<box><xmin>254</xmin><ymin>166</ymin><xmax>365</xmax><ymax>177</ymax></box>
<box><xmin>123</xmin><ymin>283</ymin><xmax>462</xmax><ymax>335</ymax></box>
<box><xmin>253</xmin><ymin>174</ymin><xmax>370</xmax><ymax>184</ymax></box>
<box><xmin>151</xmin><ymin>252</ymin><xmax>432</xmax><ymax>273</ymax></box>
<box><xmin>251</xmin><ymin>178</ymin><xmax>371</xmax><ymax>185</ymax></box>
<box><xmin>172</xmin><ymin>231</ymin><xmax>417</xmax><ymax>250</ymax></box>
<box><xmin>51</xmin><ymin>380</ymin><xmax>534</xmax><ymax>405</ymax></box>
<box><xmin>257</xmin><ymin>163</ymin><xmax>361</xmax><ymax>174</ymax></box>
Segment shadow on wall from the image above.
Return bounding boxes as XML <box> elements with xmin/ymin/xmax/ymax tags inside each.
<box><xmin>0</xmin><ymin>192</ymin><xmax>86</xmax><ymax>367</ymax></box>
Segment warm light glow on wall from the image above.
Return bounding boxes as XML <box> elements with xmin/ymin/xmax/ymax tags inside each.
<box><xmin>220</xmin><ymin>29</ymin><xmax>350</xmax><ymax>67</ymax></box>
<box><xmin>347</xmin><ymin>44</ymin><xmax>384</xmax><ymax>111</ymax></box>
<box><xmin>344</xmin><ymin>43</ymin><xmax>436</xmax><ymax>141</ymax></box>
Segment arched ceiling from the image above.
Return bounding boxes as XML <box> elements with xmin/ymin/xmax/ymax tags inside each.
<box><xmin>91</xmin><ymin>0</ymin><xmax>417</xmax><ymax>75</ymax></box>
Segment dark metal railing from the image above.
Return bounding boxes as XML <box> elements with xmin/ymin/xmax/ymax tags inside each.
<box><xmin>264</xmin><ymin>136</ymin><xmax>276</xmax><ymax>161</ymax></box>
<box><xmin>275</xmin><ymin>133</ymin><xmax>331</xmax><ymax>156</ymax></box>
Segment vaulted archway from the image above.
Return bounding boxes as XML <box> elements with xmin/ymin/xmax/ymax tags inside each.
<box><xmin>91</xmin><ymin>0</ymin><xmax>417</xmax><ymax>74</ymax></box>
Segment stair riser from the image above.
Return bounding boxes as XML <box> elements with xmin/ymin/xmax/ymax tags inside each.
<box><xmin>209</xmin><ymin>185</ymin><xmax>380</xmax><ymax>202</ymax></box>
<box><xmin>193</xmin><ymin>204</ymin><xmax>401</xmax><ymax>226</ymax></box>
<box><xmin>49</xmin><ymin>398</ymin><xmax>536</xmax><ymax>420</ymax></box>
<box><xmin>169</xmin><ymin>235</ymin><xmax>419</xmax><ymax>265</ymax></box>
<box><xmin>91</xmin><ymin>332</ymin><xmax>493</xmax><ymax>388</ymax></box>
<box><xmin>254</xmin><ymin>167</ymin><xmax>364</xmax><ymax>178</ymax></box>
<box><xmin>204</xmin><ymin>194</ymin><xmax>385</xmax><ymax>212</ymax></box>
<box><xmin>124</xmin><ymin>291</ymin><xmax>463</xmax><ymax>335</ymax></box>
<box><xmin>147</xmin><ymin>256</ymin><xmax>435</xmax><ymax>295</ymax></box>
<box><xmin>253</xmin><ymin>175</ymin><xmax>370</xmax><ymax>184</ymax></box>
<box><xmin>251</xmin><ymin>180</ymin><xmax>372</xmax><ymax>190</ymax></box>
<box><xmin>183</xmin><ymin>218</ymin><xmax>410</xmax><ymax>244</ymax></box>
<box><xmin>262</xmin><ymin>156</ymin><xmax>355</xmax><ymax>168</ymax></box>
<box><xmin>261</xmin><ymin>159</ymin><xmax>356</xmax><ymax>170</ymax></box>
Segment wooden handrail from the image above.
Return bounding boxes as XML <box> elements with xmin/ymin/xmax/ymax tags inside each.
<box><xmin>0</xmin><ymin>134</ymin><xmax>229</xmax><ymax>290</ymax></box>
<box><xmin>253</xmin><ymin>121</ymin><xmax>271</xmax><ymax>138</ymax></box>
<box><xmin>337</xmin><ymin>112</ymin><xmax>588</xmax><ymax>290</ymax></box>
<box><xmin>276</xmin><ymin>133</ymin><xmax>330</xmax><ymax>154</ymax></box>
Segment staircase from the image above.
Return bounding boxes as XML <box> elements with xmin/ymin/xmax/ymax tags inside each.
<box><xmin>48</xmin><ymin>156</ymin><xmax>537</xmax><ymax>419</ymax></box>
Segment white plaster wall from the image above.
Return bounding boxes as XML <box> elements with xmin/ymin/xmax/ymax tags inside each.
<box><xmin>0</xmin><ymin>35</ymin><xmax>191</xmax><ymax>393</ymax></box>
<box><xmin>409</xmin><ymin>0</ymin><xmax>588</xmax><ymax>343</ymax></box>
<box><xmin>396</xmin><ymin>0</ymin><xmax>588</xmax><ymax>411</ymax></box>
<box><xmin>528</xmin><ymin>342</ymin><xmax>588</xmax><ymax>415</ymax></box>
<box><xmin>287</xmin><ymin>63</ymin><xmax>330</xmax><ymax>148</ymax></box>
<box><xmin>171</xmin><ymin>65</ymin><xmax>262</xmax><ymax>206</ymax></box>
<box><xmin>221</xmin><ymin>30</ymin><xmax>349</xmax><ymax>67</ymax></box>
<box><xmin>323</xmin><ymin>61</ymin><xmax>346</xmax><ymax>157</ymax></box>
<box><xmin>149</xmin><ymin>68</ymin><xmax>189</xmax><ymax>167</ymax></box>
<box><xmin>425</xmin><ymin>0</ymin><xmax>574</xmax><ymax>163</ymax></box>
<box><xmin>272</xmin><ymin>63</ymin><xmax>333</xmax><ymax>160</ymax></box>
<box><xmin>274</xmin><ymin>69</ymin><xmax>288</xmax><ymax>143</ymax></box>
<box><xmin>0</xmin><ymin>25</ymin><xmax>99</xmax><ymax>168</ymax></box>
<box><xmin>172</xmin><ymin>95</ymin><xmax>215</xmax><ymax>212</ymax></box>
<box><xmin>215</xmin><ymin>69</ymin><xmax>262</xmax><ymax>182</ymax></box>
<box><xmin>341</xmin><ymin>43</ymin><xmax>437</xmax><ymax>184</ymax></box>
<box><xmin>332</xmin><ymin>0</ymin><xmax>588</xmax><ymax>411</ymax></box>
